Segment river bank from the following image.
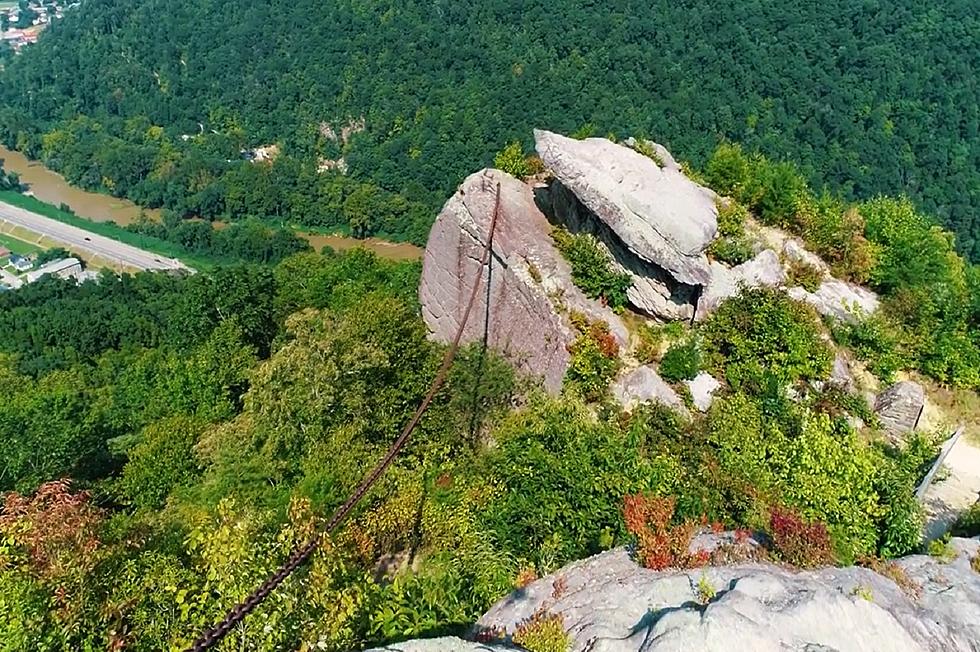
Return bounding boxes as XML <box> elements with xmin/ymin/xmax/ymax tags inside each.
<box><xmin>0</xmin><ymin>146</ymin><xmax>424</xmax><ymax>261</ymax></box>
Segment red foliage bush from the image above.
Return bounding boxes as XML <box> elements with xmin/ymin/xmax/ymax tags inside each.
<box><xmin>588</xmin><ymin>321</ymin><xmax>620</xmax><ymax>359</ymax></box>
<box><xmin>622</xmin><ymin>494</ymin><xmax>704</xmax><ymax>570</ymax></box>
<box><xmin>768</xmin><ymin>507</ymin><xmax>835</xmax><ymax>568</ymax></box>
<box><xmin>0</xmin><ymin>479</ymin><xmax>105</xmax><ymax>581</ymax></box>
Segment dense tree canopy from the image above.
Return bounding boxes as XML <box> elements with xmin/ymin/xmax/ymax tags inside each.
<box><xmin>0</xmin><ymin>0</ymin><xmax>977</xmax><ymax>254</ymax></box>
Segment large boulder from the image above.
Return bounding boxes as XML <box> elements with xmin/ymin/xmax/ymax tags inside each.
<box><xmin>419</xmin><ymin>169</ymin><xmax>626</xmax><ymax>392</ymax></box>
<box><xmin>546</xmin><ymin>181</ymin><xmax>698</xmax><ymax>321</ymax></box>
<box><xmin>875</xmin><ymin>381</ymin><xmax>926</xmax><ymax>437</ymax></box>
<box><xmin>695</xmin><ymin>249</ymin><xmax>786</xmax><ymax>319</ymax></box>
<box><xmin>376</xmin><ymin>539</ymin><xmax>980</xmax><ymax>651</ymax></box>
<box><xmin>534</xmin><ymin>129</ymin><xmax>717</xmax><ymax>287</ymax></box>
<box><xmin>611</xmin><ymin>365</ymin><xmax>690</xmax><ymax>417</ymax></box>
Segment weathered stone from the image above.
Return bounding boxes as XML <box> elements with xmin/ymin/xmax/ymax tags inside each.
<box><xmin>534</xmin><ymin>129</ymin><xmax>717</xmax><ymax>286</ymax></box>
<box><xmin>419</xmin><ymin>169</ymin><xmax>626</xmax><ymax>393</ymax></box>
<box><xmin>384</xmin><ymin>537</ymin><xmax>980</xmax><ymax>652</ymax></box>
<box><xmin>695</xmin><ymin>249</ymin><xmax>786</xmax><ymax>319</ymax></box>
<box><xmin>368</xmin><ymin>639</ymin><xmax>493</xmax><ymax>652</ymax></box>
<box><xmin>545</xmin><ymin>181</ymin><xmax>697</xmax><ymax>320</ymax></box>
<box><xmin>787</xmin><ymin>279</ymin><xmax>879</xmax><ymax>323</ymax></box>
<box><xmin>472</xmin><ymin>542</ymin><xmax>980</xmax><ymax>652</ymax></box>
<box><xmin>830</xmin><ymin>351</ymin><xmax>856</xmax><ymax>392</ymax></box>
<box><xmin>782</xmin><ymin>238</ymin><xmax>830</xmax><ymax>274</ymax></box>
<box><xmin>611</xmin><ymin>365</ymin><xmax>689</xmax><ymax>417</ymax></box>
<box><xmin>686</xmin><ymin>372</ymin><xmax>722</xmax><ymax>412</ymax></box>
<box><xmin>875</xmin><ymin>381</ymin><xmax>925</xmax><ymax>437</ymax></box>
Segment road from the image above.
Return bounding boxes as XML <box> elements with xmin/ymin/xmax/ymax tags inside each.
<box><xmin>0</xmin><ymin>200</ymin><xmax>189</xmax><ymax>272</ymax></box>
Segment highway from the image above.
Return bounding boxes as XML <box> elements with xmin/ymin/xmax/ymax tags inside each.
<box><xmin>0</xmin><ymin>200</ymin><xmax>189</xmax><ymax>272</ymax></box>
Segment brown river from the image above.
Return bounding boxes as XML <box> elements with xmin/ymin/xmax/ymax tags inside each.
<box><xmin>0</xmin><ymin>145</ymin><xmax>423</xmax><ymax>261</ymax></box>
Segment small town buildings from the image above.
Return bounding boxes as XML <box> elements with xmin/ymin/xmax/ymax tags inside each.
<box><xmin>24</xmin><ymin>257</ymin><xmax>82</xmax><ymax>283</ymax></box>
<box><xmin>9</xmin><ymin>254</ymin><xmax>33</xmax><ymax>272</ymax></box>
<box><xmin>0</xmin><ymin>267</ymin><xmax>24</xmax><ymax>290</ymax></box>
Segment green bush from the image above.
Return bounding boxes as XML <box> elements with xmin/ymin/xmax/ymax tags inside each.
<box><xmin>116</xmin><ymin>416</ymin><xmax>204</xmax><ymax>510</ymax></box>
<box><xmin>786</xmin><ymin>258</ymin><xmax>824</xmax><ymax>292</ymax></box>
<box><xmin>659</xmin><ymin>340</ymin><xmax>700</xmax><ymax>382</ymax></box>
<box><xmin>551</xmin><ymin>227</ymin><xmax>632</xmax><ymax>312</ymax></box>
<box><xmin>564</xmin><ymin>324</ymin><xmax>620</xmax><ymax>402</ymax></box>
<box><xmin>701</xmin><ymin>288</ymin><xmax>832</xmax><ymax>391</ymax></box>
<box><xmin>952</xmin><ymin>503</ymin><xmax>980</xmax><ymax>537</ymax></box>
<box><xmin>493</xmin><ymin>141</ymin><xmax>532</xmax><ymax>180</ymax></box>
<box><xmin>833</xmin><ymin>314</ymin><xmax>911</xmax><ymax>383</ymax></box>
<box><xmin>480</xmin><ymin>396</ymin><xmax>665</xmax><ymax>569</ymax></box>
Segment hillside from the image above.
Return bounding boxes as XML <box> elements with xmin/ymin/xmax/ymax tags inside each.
<box><xmin>0</xmin><ymin>128</ymin><xmax>978</xmax><ymax>650</ymax></box>
<box><xmin>0</xmin><ymin>0</ymin><xmax>978</xmax><ymax>255</ymax></box>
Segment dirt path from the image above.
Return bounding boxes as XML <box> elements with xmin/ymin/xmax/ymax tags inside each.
<box><xmin>921</xmin><ymin>431</ymin><xmax>980</xmax><ymax>541</ymax></box>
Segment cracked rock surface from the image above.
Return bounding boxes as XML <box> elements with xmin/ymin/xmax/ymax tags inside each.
<box><xmin>534</xmin><ymin>129</ymin><xmax>717</xmax><ymax>287</ymax></box>
<box><xmin>374</xmin><ymin>539</ymin><xmax>980</xmax><ymax>652</ymax></box>
<box><xmin>419</xmin><ymin>168</ymin><xmax>625</xmax><ymax>393</ymax></box>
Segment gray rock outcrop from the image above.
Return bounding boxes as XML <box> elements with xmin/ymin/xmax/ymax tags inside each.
<box><xmin>545</xmin><ymin>181</ymin><xmax>698</xmax><ymax>321</ymax></box>
<box><xmin>611</xmin><ymin>366</ymin><xmax>689</xmax><ymax>416</ymax></box>
<box><xmin>695</xmin><ymin>249</ymin><xmax>786</xmax><ymax>319</ymax></box>
<box><xmin>378</xmin><ymin>539</ymin><xmax>980</xmax><ymax>652</ymax></box>
<box><xmin>787</xmin><ymin>279</ymin><xmax>880</xmax><ymax>323</ymax></box>
<box><xmin>875</xmin><ymin>381</ymin><xmax>926</xmax><ymax>437</ymax></box>
<box><xmin>686</xmin><ymin>372</ymin><xmax>722</xmax><ymax>411</ymax></box>
<box><xmin>782</xmin><ymin>238</ymin><xmax>830</xmax><ymax>274</ymax></box>
<box><xmin>419</xmin><ymin>169</ymin><xmax>626</xmax><ymax>393</ymax></box>
<box><xmin>830</xmin><ymin>351</ymin><xmax>857</xmax><ymax>392</ymax></box>
<box><xmin>534</xmin><ymin>129</ymin><xmax>717</xmax><ymax>287</ymax></box>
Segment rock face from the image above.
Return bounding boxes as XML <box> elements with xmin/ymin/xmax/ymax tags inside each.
<box><xmin>611</xmin><ymin>366</ymin><xmax>689</xmax><ymax>416</ymax></box>
<box><xmin>419</xmin><ymin>169</ymin><xmax>626</xmax><ymax>393</ymax></box>
<box><xmin>377</xmin><ymin>539</ymin><xmax>980</xmax><ymax>652</ymax></box>
<box><xmin>695</xmin><ymin>249</ymin><xmax>786</xmax><ymax>319</ymax></box>
<box><xmin>875</xmin><ymin>381</ymin><xmax>926</xmax><ymax>437</ymax></box>
<box><xmin>787</xmin><ymin>278</ymin><xmax>880</xmax><ymax>323</ymax></box>
<box><xmin>686</xmin><ymin>372</ymin><xmax>722</xmax><ymax>411</ymax></box>
<box><xmin>830</xmin><ymin>351</ymin><xmax>857</xmax><ymax>392</ymax></box>
<box><xmin>534</xmin><ymin>129</ymin><xmax>717</xmax><ymax>287</ymax></box>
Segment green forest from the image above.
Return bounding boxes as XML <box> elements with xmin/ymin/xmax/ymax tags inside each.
<box><xmin>0</xmin><ymin>0</ymin><xmax>977</xmax><ymax>256</ymax></box>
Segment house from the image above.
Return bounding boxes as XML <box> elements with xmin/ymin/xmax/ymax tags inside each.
<box><xmin>25</xmin><ymin>257</ymin><xmax>82</xmax><ymax>283</ymax></box>
<box><xmin>0</xmin><ymin>268</ymin><xmax>23</xmax><ymax>290</ymax></box>
<box><xmin>9</xmin><ymin>254</ymin><xmax>33</xmax><ymax>272</ymax></box>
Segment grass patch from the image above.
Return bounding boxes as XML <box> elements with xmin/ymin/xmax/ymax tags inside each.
<box><xmin>0</xmin><ymin>232</ymin><xmax>43</xmax><ymax>256</ymax></box>
<box><xmin>0</xmin><ymin>191</ymin><xmax>216</xmax><ymax>270</ymax></box>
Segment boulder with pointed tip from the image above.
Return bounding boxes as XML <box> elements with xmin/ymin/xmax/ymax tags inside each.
<box><xmin>419</xmin><ymin>168</ymin><xmax>627</xmax><ymax>393</ymax></box>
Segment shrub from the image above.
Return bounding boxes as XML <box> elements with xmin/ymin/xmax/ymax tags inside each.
<box><xmin>635</xmin><ymin>321</ymin><xmax>685</xmax><ymax>364</ymax></box>
<box><xmin>695</xmin><ymin>572</ymin><xmax>716</xmax><ymax>604</ymax></box>
<box><xmin>551</xmin><ymin>227</ymin><xmax>632</xmax><ymax>312</ymax></box>
<box><xmin>833</xmin><ymin>314</ymin><xmax>911</xmax><ymax>383</ymax></box>
<box><xmin>708</xmin><ymin>235</ymin><xmax>755</xmax><ymax>266</ymax></box>
<box><xmin>951</xmin><ymin>503</ymin><xmax>980</xmax><ymax>538</ymax></box>
<box><xmin>786</xmin><ymin>258</ymin><xmax>824</xmax><ymax>292</ymax></box>
<box><xmin>116</xmin><ymin>416</ymin><xmax>204</xmax><ymax>510</ymax></box>
<box><xmin>622</xmin><ymin>494</ymin><xmax>706</xmax><ymax>570</ymax></box>
<box><xmin>659</xmin><ymin>340</ymin><xmax>700</xmax><ymax>382</ymax></box>
<box><xmin>702</xmin><ymin>288</ymin><xmax>832</xmax><ymax>391</ymax></box>
<box><xmin>768</xmin><ymin>507</ymin><xmax>835</xmax><ymax>568</ymax></box>
<box><xmin>927</xmin><ymin>535</ymin><xmax>956</xmax><ymax>562</ymax></box>
<box><xmin>481</xmin><ymin>397</ymin><xmax>664</xmax><ymax>569</ymax></box>
<box><xmin>512</xmin><ymin>608</ymin><xmax>570</xmax><ymax>652</ymax></box>
<box><xmin>494</xmin><ymin>141</ymin><xmax>532</xmax><ymax>179</ymax></box>
<box><xmin>707</xmin><ymin>200</ymin><xmax>755</xmax><ymax>265</ymax></box>
<box><xmin>565</xmin><ymin>321</ymin><xmax>621</xmax><ymax>401</ymax></box>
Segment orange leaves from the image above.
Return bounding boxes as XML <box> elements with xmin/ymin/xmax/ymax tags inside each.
<box><xmin>622</xmin><ymin>494</ymin><xmax>704</xmax><ymax>571</ymax></box>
